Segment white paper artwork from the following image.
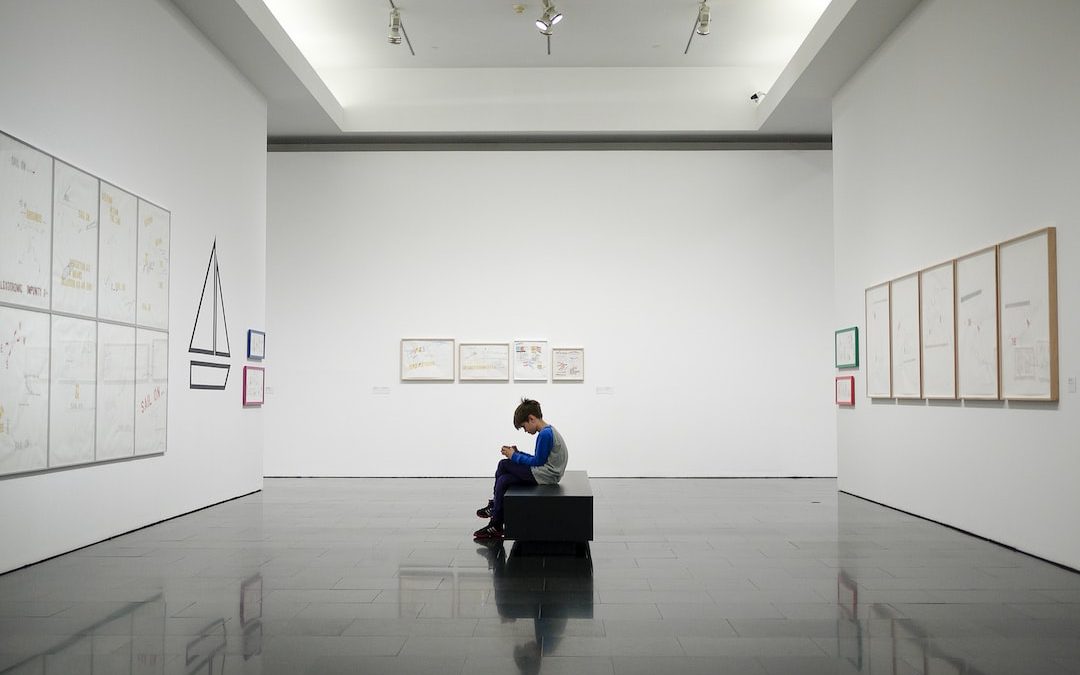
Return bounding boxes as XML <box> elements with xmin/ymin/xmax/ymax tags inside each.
<box><xmin>137</xmin><ymin>200</ymin><xmax>170</xmax><ymax>330</ymax></box>
<box><xmin>459</xmin><ymin>343</ymin><xmax>510</xmax><ymax>381</ymax></box>
<box><xmin>49</xmin><ymin>315</ymin><xmax>97</xmax><ymax>467</ymax></box>
<box><xmin>999</xmin><ymin>230</ymin><xmax>1055</xmax><ymax>400</ymax></box>
<box><xmin>98</xmin><ymin>183</ymin><xmax>138</xmax><ymax>323</ymax></box>
<box><xmin>956</xmin><ymin>248</ymin><xmax>998</xmax><ymax>399</ymax></box>
<box><xmin>0</xmin><ymin>306</ymin><xmax>50</xmax><ymax>475</ymax></box>
<box><xmin>552</xmin><ymin>348</ymin><xmax>585</xmax><ymax>381</ymax></box>
<box><xmin>890</xmin><ymin>274</ymin><xmax>921</xmax><ymax>398</ymax></box>
<box><xmin>864</xmin><ymin>284</ymin><xmax>891</xmax><ymax>398</ymax></box>
<box><xmin>134</xmin><ymin>328</ymin><xmax>168</xmax><ymax>455</ymax></box>
<box><xmin>96</xmin><ymin>323</ymin><xmax>136</xmax><ymax>460</ymax></box>
<box><xmin>513</xmin><ymin>340</ymin><xmax>548</xmax><ymax>381</ymax></box>
<box><xmin>52</xmin><ymin>161</ymin><xmax>99</xmax><ymax>317</ymax></box>
<box><xmin>0</xmin><ymin>133</ymin><xmax>52</xmax><ymax>310</ymax></box>
<box><xmin>920</xmin><ymin>262</ymin><xmax>956</xmax><ymax>399</ymax></box>
<box><xmin>401</xmin><ymin>339</ymin><xmax>455</xmax><ymax>381</ymax></box>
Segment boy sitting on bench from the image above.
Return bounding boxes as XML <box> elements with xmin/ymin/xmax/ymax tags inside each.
<box><xmin>474</xmin><ymin>398</ymin><xmax>568</xmax><ymax>540</ymax></box>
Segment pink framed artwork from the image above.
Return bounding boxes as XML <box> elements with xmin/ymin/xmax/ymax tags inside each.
<box><xmin>243</xmin><ymin>366</ymin><xmax>265</xmax><ymax>406</ymax></box>
<box><xmin>835</xmin><ymin>375</ymin><xmax>855</xmax><ymax>406</ymax></box>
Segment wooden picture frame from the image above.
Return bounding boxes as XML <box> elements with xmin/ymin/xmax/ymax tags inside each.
<box><xmin>400</xmin><ymin>338</ymin><xmax>455</xmax><ymax>381</ymax></box>
<box><xmin>247</xmin><ymin>329</ymin><xmax>265</xmax><ymax>361</ymax></box>
<box><xmin>956</xmin><ymin>246</ymin><xmax>1000</xmax><ymax>399</ymax></box>
<box><xmin>835</xmin><ymin>375</ymin><xmax>855</xmax><ymax>406</ymax></box>
<box><xmin>998</xmin><ymin>227</ymin><xmax>1058</xmax><ymax>401</ymax></box>
<box><xmin>242</xmin><ymin>366</ymin><xmax>265</xmax><ymax>407</ymax></box>
<box><xmin>864</xmin><ymin>283</ymin><xmax>891</xmax><ymax>398</ymax></box>
<box><xmin>834</xmin><ymin>327</ymin><xmax>858</xmax><ymax>369</ymax></box>
<box><xmin>552</xmin><ymin>347</ymin><xmax>585</xmax><ymax>381</ymax></box>
<box><xmin>513</xmin><ymin>340</ymin><xmax>548</xmax><ymax>381</ymax></box>
<box><xmin>919</xmin><ymin>261</ymin><xmax>957</xmax><ymax>399</ymax></box>
<box><xmin>458</xmin><ymin>342</ymin><xmax>510</xmax><ymax>381</ymax></box>
<box><xmin>890</xmin><ymin>273</ymin><xmax>921</xmax><ymax>399</ymax></box>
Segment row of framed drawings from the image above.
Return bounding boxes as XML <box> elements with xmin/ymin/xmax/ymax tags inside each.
<box><xmin>401</xmin><ymin>339</ymin><xmax>584</xmax><ymax>382</ymax></box>
<box><xmin>863</xmin><ymin>227</ymin><xmax>1058</xmax><ymax>401</ymax></box>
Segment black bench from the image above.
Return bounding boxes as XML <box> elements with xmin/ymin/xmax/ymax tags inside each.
<box><xmin>503</xmin><ymin>470</ymin><xmax>593</xmax><ymax>543</ymax></box>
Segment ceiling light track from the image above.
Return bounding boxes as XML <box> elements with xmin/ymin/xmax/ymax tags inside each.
<box><xmin>387</xmin><ymin>0</ymin><xmax>415</xmax><ymax>56</ymax></box>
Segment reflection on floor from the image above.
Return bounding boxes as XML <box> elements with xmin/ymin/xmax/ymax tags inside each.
<box><xmin>1</xmin><ymin>478</ymin><xmax>1079</xmax><ymax>674</ymax></box>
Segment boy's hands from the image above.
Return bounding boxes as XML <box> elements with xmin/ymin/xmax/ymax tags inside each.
<box><xmin>500</xmin><ymin>445</ymin><xmax>517</xmax><ymax>458</ymax></box>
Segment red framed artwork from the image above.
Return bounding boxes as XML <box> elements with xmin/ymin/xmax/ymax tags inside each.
<box><xmin>243</xmin><ymin>366</ymin><xmax>265</xmax><ymax>407</ymax></box>
<box><xmin>835</xmin><ymin>375</ymin><xmax>855</xmax><ymax>406</ymax></box>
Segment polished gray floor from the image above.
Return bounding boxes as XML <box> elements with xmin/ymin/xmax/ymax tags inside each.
<box><xmin>2</xmin><ymin>478</ymin><xmax>1079</xmax><ymax>674</ymax></box>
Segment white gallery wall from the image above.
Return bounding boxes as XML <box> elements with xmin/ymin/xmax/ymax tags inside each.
<box><xmin>0</xmin><ymin>0</ymin><xmax>267</xmax><ymax>572</ymax></box>
<box><xmin>834</xmin><ymin>0</ymin><xmax>1080</xmax><ymax>569</ymax></box>
<box><xmin>267</xmin><ymin>149</ymin><xmax>834</xmax><ymax>477</ymax></box>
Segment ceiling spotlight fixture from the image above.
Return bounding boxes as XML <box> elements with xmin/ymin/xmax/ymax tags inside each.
<box><xmin>696</xmin><ymin>2</ymin><xmax>711</xmax><ymax>36</ymax></box>
<box><xmin>684</xmin><ymin>2</ymin><xmax>711</xmax><ymax>54</ymax></box>
<box><xmin>535</xmin><ymin>0</ymin><xmax>563</xmax><ymax>35</ymax></box>
<box><xmin>750</xmin><ymin>91</ymin><xmax>766</xmax><ymax>103</ymax></box>
<box><xmin>387</xmin><ymin>8</ymin><xmax>402</xmax><ymax>44</ymax></box>
<box><xmin>385</xmin><ymin>2</ymin><xmax>415</xmax><ymax>55</ymax></box>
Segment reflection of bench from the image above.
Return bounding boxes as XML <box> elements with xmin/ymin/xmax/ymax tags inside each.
<box><xmin>504</xmin><ymin>470</ymin><xmax>593</xmax><ymax>543</ymax></box>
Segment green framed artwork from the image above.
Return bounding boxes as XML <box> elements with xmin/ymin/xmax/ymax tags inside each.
<box><xmin>835</xmin><ymin>326</ymin><xmax>859</xmax><ymax>369</ymax></box>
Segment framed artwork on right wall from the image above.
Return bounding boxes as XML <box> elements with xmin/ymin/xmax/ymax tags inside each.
<box><xmin>552</xmin><ymin>347</ymin><xmax>585</xmax><ymax>382</ymax></box>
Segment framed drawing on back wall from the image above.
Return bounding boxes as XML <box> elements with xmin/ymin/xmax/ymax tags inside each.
<box><xmin>834</xmin><ymin>327</ymin><xmax>858</xmax><ymax>369</ymax></box>
<box><xmin>864</xmin><ymin>283</ymin><xmax>891</xmax><ymax>398</ymax></box>
<box><xmin>998</xmin><ymin>227</ymin><xmax>1058</xmax><ymax>401</ymax></box>
<box><xmin>459</xmin><ymin>343</ymin><xmax>510</xmax><ymax>381</ymax></box>
<box><xmin>513</xmin><ymin>340</ymin><xmax>548</xmax><ymax>381</ymax></box>
<box><xmin>552</xmin><ymin>347</ymin><xmax>585</xmax><ymax>381</ymax></box>
<box><xmin>955</xmin><ymin>246</ymin><xmax>999</xmax><ymax>399</ymax></box>
<box><xmin>401</xmin><ymin>338</ymin><xmax>455</xmax><ymax>381</ymax></box>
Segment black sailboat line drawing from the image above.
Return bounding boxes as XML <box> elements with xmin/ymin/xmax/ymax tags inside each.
<box><xmin>189</xmin><ymin>239</ymin><xmax>231</xmax><ymax>390</ymax></box>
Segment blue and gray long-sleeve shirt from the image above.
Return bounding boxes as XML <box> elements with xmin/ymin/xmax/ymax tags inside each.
<box><xmin>510</xmin><ymin>425</ymin><xmax>568</xmax><ymax>485</ymax></box>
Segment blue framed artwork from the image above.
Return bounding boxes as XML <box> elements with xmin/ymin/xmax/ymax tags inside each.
<box><xmin>247</xmin><ymin>329</ymin><xmax>265</xmax><ymax>361</ymax></box>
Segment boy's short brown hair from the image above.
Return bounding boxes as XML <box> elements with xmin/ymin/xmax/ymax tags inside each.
<box><xmin>513</xmin><ymin>398</ymin><xmax>543</xmax><ymax>429</ymax></box>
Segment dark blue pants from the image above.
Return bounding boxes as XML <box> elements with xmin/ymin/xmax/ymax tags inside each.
<box><xmin>492</xmin><ymin>458</ymin><xmax>536</xmax><ymax>526</ymax></box>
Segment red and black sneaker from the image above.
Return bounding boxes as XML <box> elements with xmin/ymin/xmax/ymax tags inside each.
<box><xmin>472</xmin><ymin>522</ymin><xmax>504</xmax><ymax>540</ymax></box>
<box><xmin>476</xmin><ymin>501</ymin><xmax>494</xmax><ymax>519</ymax></box>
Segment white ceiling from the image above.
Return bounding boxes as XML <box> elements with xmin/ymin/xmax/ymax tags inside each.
<box><xmin>260</xmin><ymin>0</ymin><xmax>830</xmax><ymax>69</ymax></box>
<box><xmin>169</xmin><ymin>0</ymin><xmax>923</xmax><ymax>140</ymax></box>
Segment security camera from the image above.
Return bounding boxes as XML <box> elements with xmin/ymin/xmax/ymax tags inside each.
<box><xmin>750</xmin><ymin>91</ymin><xmax>766</xmax><ymax>102</ymax></box>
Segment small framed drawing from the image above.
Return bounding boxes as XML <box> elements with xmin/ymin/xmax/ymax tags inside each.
<box><xmin>401</xmin><ymin>338</ymin><xmax>455</xmax><ymax>381</ymax></box>
<box><xmin>247</xmin><ymin>329</ymin><xmax>265</xmax><ymax>360</ymax></box>
<box><xmin>513</xmin><ymin>340</ymin><xmax>548</xmax><ymax>381</ymax></box>
<box><xmin>243</xmin><ymin>366</ymin><xmax>265</xmax><ymax>406</ymax></box>
<box><xmin>459</xmin><ymin>343</ymin><xmax>510</xmax><ymax>381</ymax></box>
<box><xmin>835</xmin><ymin>375</ymin><xmax>855</xmax><ymax>406</ymax></box>
<box><xmin>834</xmin><ymin>327</ymin><xmax>858</xmax><ymax>369</ymax></box>
<box><xmin>552</xmin><ymin>347</ymin><xmax>585</xmax><ymax>381</ymax></box>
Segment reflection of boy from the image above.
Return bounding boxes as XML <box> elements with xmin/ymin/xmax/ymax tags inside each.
<box><xmin>474</xmin><ymin>398</ymin><xmax>568</xmax><ymax>540</ymax></box>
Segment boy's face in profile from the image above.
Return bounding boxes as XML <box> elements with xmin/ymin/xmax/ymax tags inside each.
<box><xmin>520</xmin><ymin>416</ymin><xmax>541</xmax><ymax>435</ymax></box>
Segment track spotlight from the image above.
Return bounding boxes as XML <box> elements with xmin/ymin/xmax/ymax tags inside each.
<box><xmin>535</xmin><ymin>0</ymin><xmax>563</xmax><ymax>34</ymax></box>
<box><xmin>696</xmin><ymin>2</ymin><xmax>710</xmax><ymax>36</ymax></box>
<box><xmin>388</xmin><ymin>7</ymin><xmax>402</xmax><ymax>44</ymax></box>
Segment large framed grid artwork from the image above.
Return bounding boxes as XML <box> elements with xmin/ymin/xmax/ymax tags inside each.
<box><xmin>1</xmin><ymin>130</ymin><xmax>170</xmax><ymax>477</ymax></box>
